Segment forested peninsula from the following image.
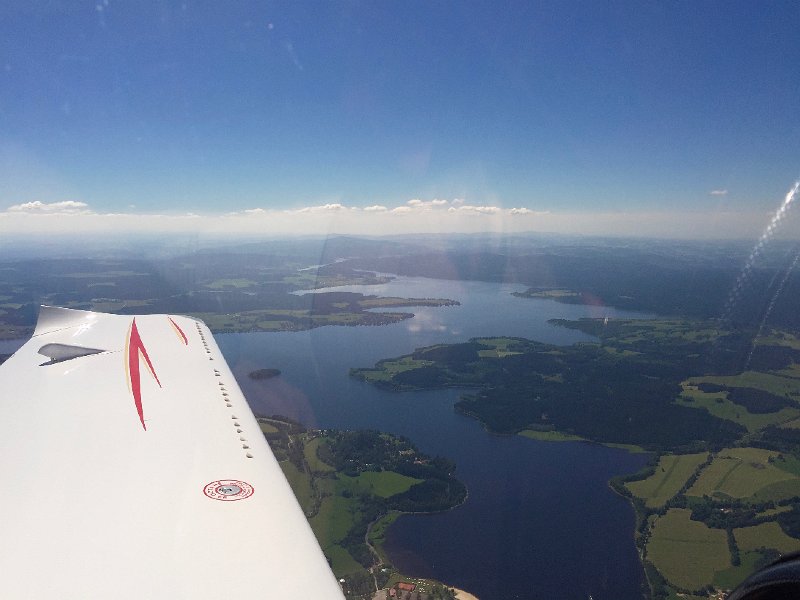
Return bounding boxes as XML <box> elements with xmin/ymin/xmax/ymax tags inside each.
<box><xmin>351</xmin><ymin>318</ymin><xmax>800</xmax><ymax>598</ymax></box>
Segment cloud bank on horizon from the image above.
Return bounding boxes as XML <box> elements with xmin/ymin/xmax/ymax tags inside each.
<box><xmin>0</xmin><ymin>196</ymin><xmax>790</xmax><ymax>241</ymax></box>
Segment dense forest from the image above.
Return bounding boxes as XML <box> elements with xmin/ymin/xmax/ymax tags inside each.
<box><xmin>352</xmin><ymin>319</ymin><xmax>800</xmax><ymax>452</ymax></box>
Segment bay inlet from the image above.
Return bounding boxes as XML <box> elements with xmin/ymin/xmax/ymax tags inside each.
<box><xmin>217</xmin><ymin>276</ymin><xmax>653</xmax><ymax>600</ymax></box>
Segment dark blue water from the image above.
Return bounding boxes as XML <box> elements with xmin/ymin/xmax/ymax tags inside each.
<box><xmin>0</xmin><ymin>339</ymin><xmax>24</xmax><ymax>354</ymax></box>
<box><xmin>215</xmin><ymin>277</ymin><xmax>652</xmax><ymax>600</ymax></box>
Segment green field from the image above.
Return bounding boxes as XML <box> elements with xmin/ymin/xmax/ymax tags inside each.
<box><xmin>626</xmin><ymin>453</ymin><xmax>708</xmax><ymax>508</ymax></box>
<box><xmin>258</xmin><ymin>422</ymin><xmax>279</xmax><ymax>434</ymax></box>
<box><xmin>647</xmin><ymin>509</ymin><xmax>730</xmax><ymax>591</ymax></box>
<box><xmin>687</xmin><ymin>448</ymin><xmax>797</xmax><ymax>500</ymax></box>
<box><xmin>476</xmin><ymin>337</ymin><xmax>525</xmax><ymax>358</ymax></box>
<box><xmin>88</xmin><ymin>299</ymin><xmax>152</xmax><ymax>313</ymax></box>
<box><xmin>780</xmin><ymin>417</ymin><xmax>800</xmax><ymax>429</ymax></box>
<box><xmin>323</xmin><ymin>543</ymin><xmax>364</xmax><ymax>576</ymax></box>
<box><xmin>755</xmin><ymin>330</ymin><xmax>800</xmax><ymax>350</ymax></box>
<box><xmin>310</xmin><ymin>494</ymin><xmax>357</xmax><ymax>551</ymax></box>
<box><xmin>518</xmin><ymin>429</ymin><xmax>585</xmax><ymax>442</ymax></box>
<box><xmin>687</xmin><ymin>372</ymin><xmax>800</xmax><ymax>399</ymax></box>
<box><xmin>340</xmin><ymin>471</ymin><xmax>422</xmax><ymax>498</ymax></box>
<box><xmin>713</xmin><ymin>551</ymin><xmax>770</xmax><ymax>590</ymax></box>
<box><xmin>279</xmin><ymin>461</ymin><xmax>313</xmax><ymax>513</ymax></box>
<box><xmin>356</xmin><ymin>356</ymin><xmax>435</xmax><ymax>383</ymax></box>
<box><xmin>735</xmin><ymin>522</ymin><xmax>800</xmax><ymax>554</ymax></box>
<box><xmin>677</xmin><ymin>383</ymin><xmax>800</xmax><ymax>432</ymax></box>
<box><xmin>304</xmin><ymin>437</ymin><xmax>335</xmax><ymax>472</ymax></box>
<box><xmin>755</xmin><ymin>505</ymin><xmax>793</xmax><ymax>518</ymax></box>
<box><xmin>602</xmin><ymin>442</ymin><xmax>649</xmax><ymax>453</ymax></box>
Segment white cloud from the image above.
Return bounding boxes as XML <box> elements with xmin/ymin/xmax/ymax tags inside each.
<box><xmin>7</xmin><ymin>200</ymin><xmax>91</xmax><ymax>214</ymax></box>
<box><xmin>509</xmin><ymin>207</ymin><xmax>547</xmax><ymax>215</ymax></box>
<box><xmin>399</xmin><ymin>198</ymin><xmax>463</xmax><ymax>212</ymax></box>
<box><xmin>448</xmin><ymin>204</ymin><xmax>501</xmax><ymax>215</ymax></box>
<box><xmin>297</xmin><ymin>203</ymin><xmax>347</xmax><ymax>213</ymax></box>
<box><xmin>0</xmin><ymin>197</ymin><xmax>784</xmax><ymax>240</ymax></box>
<box><xmin>710</xmin><ymin>189</ymin><xmax>728</xmax><ymax>196</ymax></box>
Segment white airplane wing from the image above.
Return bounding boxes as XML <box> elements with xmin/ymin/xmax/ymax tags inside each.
<box><xmin>0</xmin><ymin>306</ymin><xmax>344</xmax><ymax>599</ymax></box>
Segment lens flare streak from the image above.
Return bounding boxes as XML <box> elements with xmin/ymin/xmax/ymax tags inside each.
<box><xmin>724</xmin><ymin>181</ymin><xmax>800</xmax><ymax>323</ymax></box>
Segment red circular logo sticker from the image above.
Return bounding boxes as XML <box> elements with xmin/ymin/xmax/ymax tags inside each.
<box><xmin>203</xmin><ymin>479</ymin><xmax>255</xmax><ymax>501</ymax></box>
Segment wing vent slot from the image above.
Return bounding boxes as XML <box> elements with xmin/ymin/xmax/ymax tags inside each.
<box><xmin>38</xmin><ymin>343</ymin><xmax>105</xmax><ymax>365</ymax></box>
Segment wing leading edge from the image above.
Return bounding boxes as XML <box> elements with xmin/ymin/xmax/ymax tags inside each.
<box><xmin>0</xmin><ymin>306</ymin><xmax>343</xmax><ymax>599</ymax></box>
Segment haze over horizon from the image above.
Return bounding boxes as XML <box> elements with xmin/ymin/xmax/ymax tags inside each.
<box><xmin>1</xmin><ymin>2</ymin><xmax>799</xmax><ymax>239</ymax></box>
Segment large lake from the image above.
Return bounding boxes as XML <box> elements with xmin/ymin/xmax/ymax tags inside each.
<box><xmin>216</xmin><ymin>276</ymin><xmax>654</xmax><ymax>600</ymax></box>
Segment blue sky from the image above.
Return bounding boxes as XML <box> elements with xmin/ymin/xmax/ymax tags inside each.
<box><xmin>0</xmin><ymin>1</ymin><xmax>798</xmax><ymax>237</ymax></box>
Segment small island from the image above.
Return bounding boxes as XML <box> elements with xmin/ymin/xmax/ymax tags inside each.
<box><xmin>260</xmin><ymin>416</ymin><xmax>469</xmax><ymax>600</ymax></box>
<box><xmin>248</xmin><ymin>368</ymin><xmax>281</xmax><ymax>380</ymax></box>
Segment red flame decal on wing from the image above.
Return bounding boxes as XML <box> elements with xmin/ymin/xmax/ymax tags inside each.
<box><xmin>168</xmin><ymin>316</ymin><xmax>188</xmax><ymax>345</ymax></box>
<box><xmin>126</xmin><ymin>318</ymin><xmax>162</xmax><ymax>430</ymax></box>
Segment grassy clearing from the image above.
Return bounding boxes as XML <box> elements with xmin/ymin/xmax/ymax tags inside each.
<box><xmin>687</xmin><ymin>448</ymin><xmax>796</xmax><ymax>500</ymax></box>
<box><xmin>89</xmin><ymin>299</ymin><xmax>152</xmax><ymax>313</ymax></box>
<box><xmin>325</xmin><ymin>544</ymin><xmax>364</xmax><ymax>576</ymax></box>
<box><xmin>713</xmin><ymin>551</ymin><xmax>769</xmax><ymax>590</ymax></box>
<box><xmin>518</xmin><ymin>429</ymin><xmax>585</xmax><ymax>442</ymax></box>
<box><xmin>626</xmin><ymin>453</ymin><xmax>708</xmax><ymax>508</ymax></box>
<box><xmin>755</xmin><ymin>330</ymin><xmax>800</xmax><ymax>350</ymax></box>
<box><xmin>357</xmin><ymin>357</ymin><xmax>435</xmax><ymax>383</ymax></box>
<box><xmin>687</xmin><ymin>372</ymin><xmax>800</xmax><ymax>399</ymax></box>
<box><xmin>772</xmin><ymin>454</ymin><xmax>800</xmax><ymax>476</ymax></box>
<box><xmin>750</xmin><ymin>478</ymin><xmax>800</xmax><ymax>502</ymax></box>
<box><xmin>773</xmin><ymin>364</ymin><xmax>800</xmax><ymax>379</ymax></box>
<box><xmin>647</xmin><ymin>509</ymin><xmax>730</xmax><ymax>591</ymax></box>
<box><xmin>601</xmin><ymin>442</ymin><xmax>649</xmax><ymax>453</ymax></box>
<box><xmin>677</xmin><ymin>383</ymin><xmax>800</xmax><ymax>432</ymax></box>
<box><xmin>339</xmin><ymin>471</ymin><xmax>423</xmax><ymax>498</ymax></box>
<box><xmin>476</xmin><ymin>337</ymin><xmax>524</xmax><ymax>358</ymax></box>
<box><xmin>258</xmin><ymin>421</ymin><xmax>278</xmax><ymax>434</ymax></box>
<box><xmin>779</xmin><ymin>417</ymin><xmax>800</xmax><ymax>429</ymax></box>
<box><xmin>279</xmin><ymin>461</ymin><xmax>313</xmax><ymax>513</ymax></box>
<box><xmin>755</xmin><ymin>505</ymin><xmax>793</xmax><ymax>519</ymax></box>
<box><xmin>310</xmin><ymin>495</ymin><xmax>356</xmax><ymax>550</ymax></box>
<box><xmin>735</xmin><ymin>522</ymin><xmax>800</xmax><ymax>554</ymax></box>
<box><xmin>304</xmin><ymin>437</ymin><xmax>335</xmax><ymax>473</ymax></box>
